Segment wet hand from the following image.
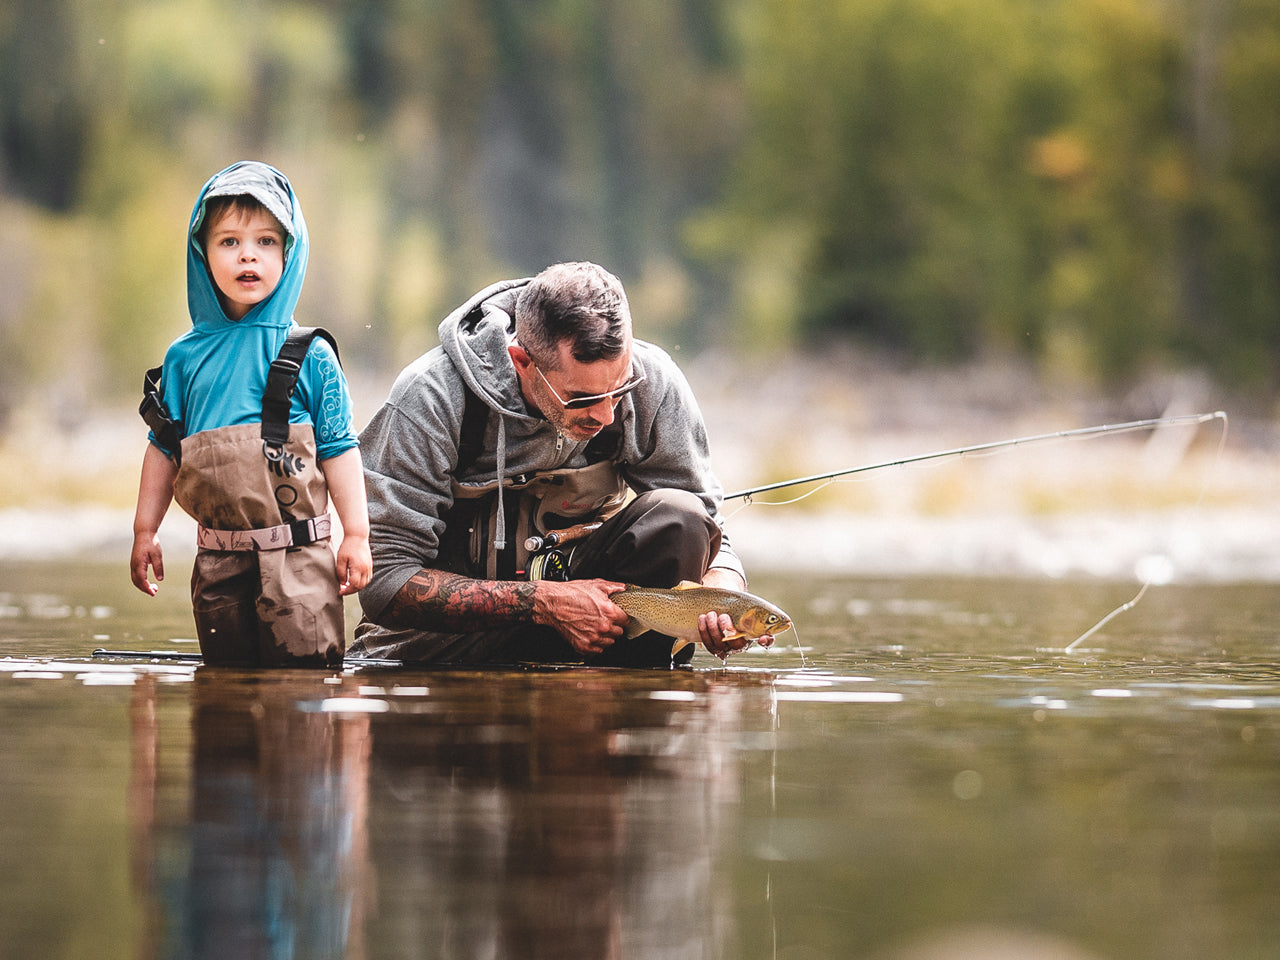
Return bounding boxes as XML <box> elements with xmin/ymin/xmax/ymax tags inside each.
<box><xmin>699</xmin><ymin>611</ymin><xmax>753</xmax><ymax>659</ymax></box>
<box><xmin>130</xmin><ymin>532</ymin><xmax>164</xmax><ymax>597</ymax></box>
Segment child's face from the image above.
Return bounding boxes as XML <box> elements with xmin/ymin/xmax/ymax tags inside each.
<box><xmin>204</xmin><ymin>205</ymin><xmax>287</xmax><ymax>321</ymax></box>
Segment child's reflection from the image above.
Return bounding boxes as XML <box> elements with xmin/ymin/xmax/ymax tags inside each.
<box><xmin>131</xmin><ymin>670</ymin><xmax>373</xmax><ymax>960</ymax></box>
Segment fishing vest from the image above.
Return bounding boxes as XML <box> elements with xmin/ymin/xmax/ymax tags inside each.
<box><xmin>439</xmin><ymin>384</ymin><xmax>630</xmax><ymax>581</ymax></box>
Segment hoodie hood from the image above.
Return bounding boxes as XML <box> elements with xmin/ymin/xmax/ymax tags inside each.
<box><xmin>186</xmin><ymin>160</ymin><xmax>307</xmax><ymax>331</ymax></box>
<box><xmin>437</xmin><ymin>276</ymin><xmax>535</xmax><ymax>419</ymax></box>
<box><xmin>436</xmin><ymin>277</ymin><xmax>537</xmax><ymax>553</ymax></box>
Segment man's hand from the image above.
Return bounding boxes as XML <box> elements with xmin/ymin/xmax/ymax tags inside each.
<box><xmin>531</xmin><ymin>579</ymin><xmax>628</xmax><ymax>656</ymax></box>
<box><xmin>382</xmin><ymin>570</ymin><xmax>627</xmax><ymax>657</ymax></box>
<box><xmin>697</xmin><ymin>567</ymin><xmax>776</xmax><ymax>658</ymax></box>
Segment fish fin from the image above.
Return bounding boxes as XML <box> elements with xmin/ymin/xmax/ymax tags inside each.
<box><xmin>673</xmin><ymin>580</ymin><xmax>701</xmax><ymax>590</ymax></box>
<box><xmin>622</xmin><ymin>618</ymin><xmax>648</xmax><ymax>640</ymax></box>
<box><xmin>670</xmin><ymin>637</ymin><xmax>694</xmax><ymax>658</ymax></box>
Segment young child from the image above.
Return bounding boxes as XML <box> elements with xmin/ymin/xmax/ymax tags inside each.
<box><xmin>130</xmin><ymin>160</ymin><xmax>372</xmax><ymax>667</ymax></box>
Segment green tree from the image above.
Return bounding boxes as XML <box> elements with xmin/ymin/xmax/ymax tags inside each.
<box><xmin>698</xmin><ymin>0</ymin><xmax>1280</xmax><ymax>389</ymax></box>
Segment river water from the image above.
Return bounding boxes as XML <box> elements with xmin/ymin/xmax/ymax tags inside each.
<box><xmin>1</xmin><ymin>560</ymin><xmax>1276</xmax><ymax>960</ymax></box>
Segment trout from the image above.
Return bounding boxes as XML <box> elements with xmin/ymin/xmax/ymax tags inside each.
<box><xmin>610</xmin><ymin>581</ymin><xmax>793</xmax><ymax>657</ymax></box>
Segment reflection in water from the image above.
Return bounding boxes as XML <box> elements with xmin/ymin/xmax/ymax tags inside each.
<box><xmin>126</xmin><ymin>666</ymin><xmax>763</xmax><ymax>960</ymax></box>
<box><xmin>358</xmin><ymin>671</ymin><xmax>759</xmax><ymax>959</ymax></box>
<box><xmin>130</xmin><ymin>671</ymin><xmax>373</xmax><ymax>960</ymax></box>
<box><xmin>5</xmin><ymin>567</ymin><xmax>1276</xmax><ymax>960</ymax></box>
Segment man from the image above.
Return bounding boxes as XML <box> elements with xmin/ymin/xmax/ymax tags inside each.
<box><xmin>350</xmin><ymin>261</ymin><xmax>769</xmax><ymax>667</ymax></box>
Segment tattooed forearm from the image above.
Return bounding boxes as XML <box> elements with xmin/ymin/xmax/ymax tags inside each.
<box><xmin>381</xmin><ymin>568</ymin><xmax>539</xmax><ymax>630</ymax></box>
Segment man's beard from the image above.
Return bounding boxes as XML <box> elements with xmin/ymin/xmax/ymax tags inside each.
<box><xmin>528</xmin><ymin>374</ymin><xmax>606</xmax><ymax>440</ymax></box>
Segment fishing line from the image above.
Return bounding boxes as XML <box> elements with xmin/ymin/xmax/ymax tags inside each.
<box><xmin>1064</xmin><ymin>409</ymin><xmax>1230</xmax><ymax>653</ymax></box>
<box><xmin>792</xmin><ymin>625</ymin><xmax>807</xmax><ymax>667</ymax></box>
<box><xmin>1063</xmin><ymin>581</ymin><xmax>1153</xmax><ymax>654</ymax></box>
<box><xmin>723</xmin><ymin>484</ymin><xmax>831</xmax><ymax>519</ymax></box>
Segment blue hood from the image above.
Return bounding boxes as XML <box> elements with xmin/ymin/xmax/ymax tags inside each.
<box><xmin>186</xmin><ymin>160</ymin><xmax>308</xmax><ymax>331</ymax></box>
<box><xmin>151</xmin><ymin>160</ymin><xmax>358</xmax><ymax>456</ymax></box>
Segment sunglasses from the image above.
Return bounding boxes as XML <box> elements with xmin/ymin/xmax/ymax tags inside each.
<box><xmin>528</xmin><ymin>355</ymin><xmax>646</xmax><ymax>410</ymax></box>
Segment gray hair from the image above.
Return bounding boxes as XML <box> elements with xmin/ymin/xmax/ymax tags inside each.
<box><xmin>514</xmin><ymin>262</ymin><xmax>631</xmax><ymax>369</ymax></box>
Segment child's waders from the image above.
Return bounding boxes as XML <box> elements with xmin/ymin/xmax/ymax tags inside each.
<box><xmin>144</xmin><ymin>327</ymin><xmax>345</xmax><ymax>667</ymax></box>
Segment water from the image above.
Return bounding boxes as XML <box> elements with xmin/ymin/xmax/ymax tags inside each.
<box><xmin>1</xmin><ymin>560</ymin><xmax>1277</xmax><ymax>960</ymax></box>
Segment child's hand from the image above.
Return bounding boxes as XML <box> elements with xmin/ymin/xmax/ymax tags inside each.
<box><xmin>336</xmin><ymin>534</ymin><xmax>372</xmax><ymax>596</ymax></box>
<box><xmin>130</xmin><ymin>532</ymin><xmax>164</xmax><ymax>596</ymax></box>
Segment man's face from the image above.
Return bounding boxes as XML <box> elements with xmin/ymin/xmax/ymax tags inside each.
<box><xmin>515</xmin><ymin>339</ymin><xmax>637</xmax><ymax>442</ymax></box>
<box><xmin>204</xmin><ymin>206</ymin><xmax>286</xmax><ymax>320</ymax></box>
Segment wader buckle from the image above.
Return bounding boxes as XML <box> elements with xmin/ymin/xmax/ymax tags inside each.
<box><xmin>196</xmin><ymin>513</ymin><xmax>333</xmax><ymax>551</ymax></box>
<box><xmin>286</xmin><ymin>515</ymin><xmax>330</xmax><ymax>547</ymax></box>
<box><xmin>265</xmin><ymin>356</ymin><xmax>302</xmax><ymax>389</ymax></box>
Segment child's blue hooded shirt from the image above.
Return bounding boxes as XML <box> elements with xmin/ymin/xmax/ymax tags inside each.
<box><xmin>153</xmin><ymin>161</ymin><xmax>357</xmax><ymax>460</ymax></box>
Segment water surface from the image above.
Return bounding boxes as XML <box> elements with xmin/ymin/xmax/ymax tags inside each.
<box><xmin>1</xmin><ymin>561</ymin><xmax>1277</xmax><ymax>959</ymax></box>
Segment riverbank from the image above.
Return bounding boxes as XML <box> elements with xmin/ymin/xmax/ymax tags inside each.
<box><xmin>2</xmin><ymin>349</ymin><xmax>1277</xmax><ymax>582</ymax></box>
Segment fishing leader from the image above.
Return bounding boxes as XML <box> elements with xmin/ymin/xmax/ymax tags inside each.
<box><xmin>350</xmin><ymin>261</ymin><xmax>772</xmax><ymax>667</ymax></box>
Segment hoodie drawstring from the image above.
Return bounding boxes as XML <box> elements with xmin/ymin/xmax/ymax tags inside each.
<box><xmin>493</xmin><ymin>415</ymin><xmax>508</xmax><ymax>552</ymax></box>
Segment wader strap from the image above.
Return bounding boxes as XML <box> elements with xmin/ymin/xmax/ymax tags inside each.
<box><xmin>196</xmin><ymin>513</ymin><xmax>333</xmax><ymax>552</ymax></box>
<box><xmin>261</xmin><ymin>326</ymin><xmax>341</xmax><ymax>456</ymax></box>
<box><xmin>139</xmin><ymin>366</ymin><xmax>184</xmax><ymax>466</ymax></box>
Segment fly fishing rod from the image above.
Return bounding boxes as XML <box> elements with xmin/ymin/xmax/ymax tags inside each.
<box><xmin>92</xmin><ymin>648</ymin><xmax>204</xmax><ymax>661</ymax></box>
<box><xmin>724</xmin><ymin>410</ymin><xmax>1229</xmax><ymax>653</ymax></box>
<box><xmin>88</xmin><ymin>648</ymin><xmax>564</xmax><ymax>671</ymax></box>
<box><xmin>725</xmin><ymin>411</ymin><xmax>1227</xmax><ymax>501</ymax></box>
<box><xmin>524</xmin><ymin>521</ymin><xmax>602</xmax><ymax>552</ymax></box>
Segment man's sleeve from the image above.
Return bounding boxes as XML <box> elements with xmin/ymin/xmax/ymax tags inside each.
<box><xmin>357</xmin><ymin>376</ymin><xmax>463</xmax><ymax>621</ymax></box>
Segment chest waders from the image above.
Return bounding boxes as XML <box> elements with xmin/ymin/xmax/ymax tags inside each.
<box><xmin>140</xmin><ymin>328</ymin><xmax>345</xmax><ymax>667</ymax></box>
<box><xmin>438</xmin><ymin>385</ymin><xmax>629</xmax><ymax>581</ymax></box>
<box><xmin>349</xmin><ymin>383</ymin><xmax>722</xmax><ymax>668</ymax></box>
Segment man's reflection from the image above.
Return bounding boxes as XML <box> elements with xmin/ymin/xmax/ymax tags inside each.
<box><xmin>362</xmin><ymin>672</ymin><xmax>752</xmax><ymax>959</ymax></box>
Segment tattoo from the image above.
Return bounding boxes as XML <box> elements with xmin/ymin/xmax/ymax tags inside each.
<box><xmin>383</xmin><ymin>568</ymin><xmax>538</xmax><ymax>630</ymax></box>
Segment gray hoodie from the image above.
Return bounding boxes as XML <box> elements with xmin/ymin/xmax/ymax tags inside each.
<box><xmin>358</xmin><ymin>277</ymin><xmax>745</xmax><ymax>620</ymax></box>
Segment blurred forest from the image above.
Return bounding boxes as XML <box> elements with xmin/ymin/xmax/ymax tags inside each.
<box><xmin>2</xmin><ymin>0</ymin><xmax>1279</xmax><ymax>434</ymax></box>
